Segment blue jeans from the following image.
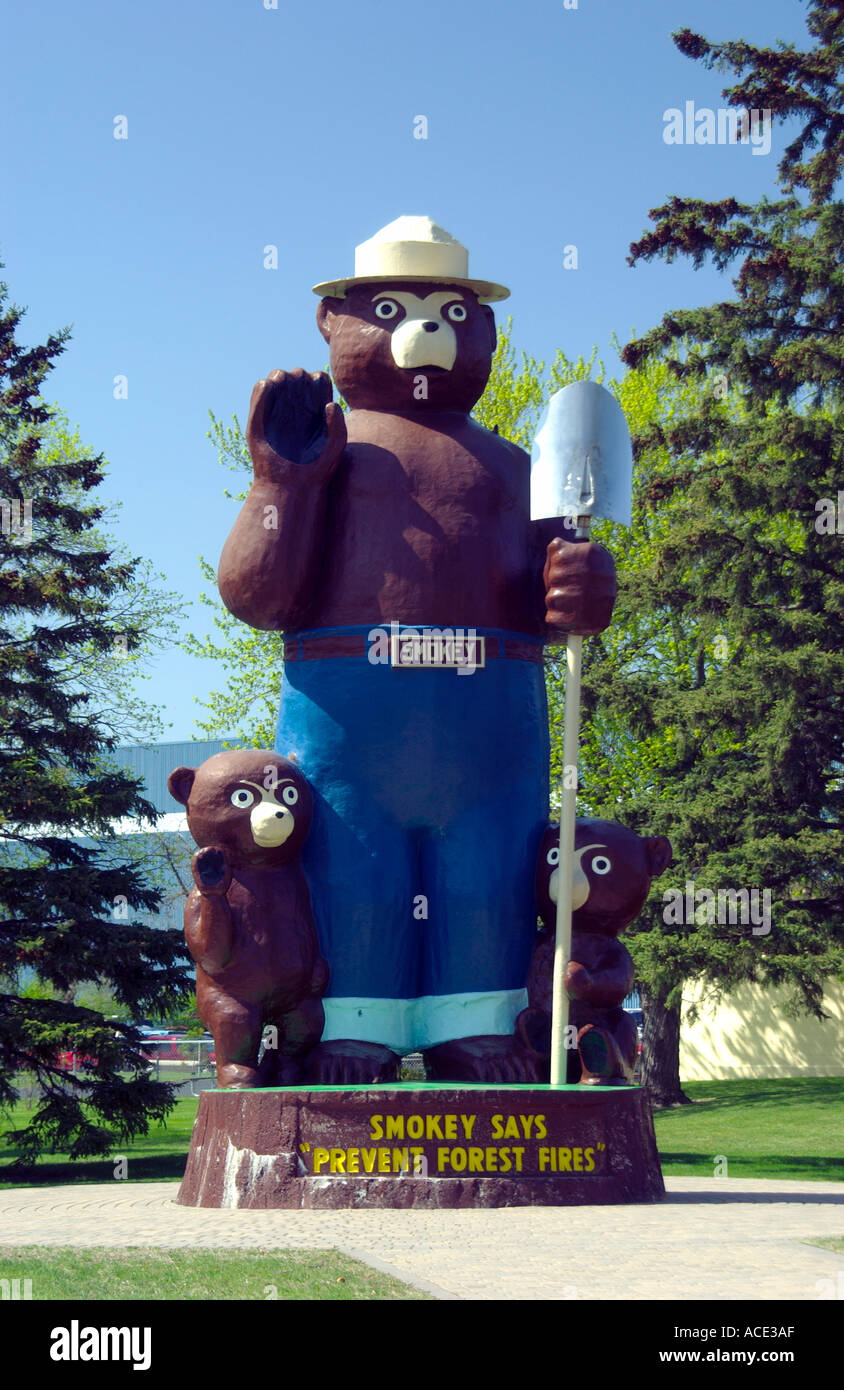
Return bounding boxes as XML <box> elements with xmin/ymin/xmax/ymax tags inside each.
<box><xmin>276</xmin><ymin>625</ymin><xmax>549</xmax><ymax>1052</ymax></box>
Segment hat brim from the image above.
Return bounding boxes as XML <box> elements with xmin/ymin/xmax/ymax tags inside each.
<box><xmin>311</xmin><ymin>274</ymin><xmax>510</xmax><ymax>304</ymax></box>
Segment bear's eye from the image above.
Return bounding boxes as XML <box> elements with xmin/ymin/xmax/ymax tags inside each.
<box><xmin>446</xmin><ymin>303</ymin><xmax>467</xmax><ymax>322</ymax></box>
<box><xmin>230</xmin><ymin>788</ymin><xmax>255</xmax><ymax>809</ymax></box>
<box><xmin>281</xmin><ymin>785</ymin><xmax>298</xmax><ymax>806</ymax></box>
<box><xmin>374</xmin><ymin>299</ymin><xmax>400</xmax><ymax>320</ymax></box>
<box><xmin>546</xmin><ymin>847</ymin><xmax>560</xmax><ymax>866</ymax></box>
<box><xmin>591</xmin><ymin>855</ymin><xmax>612</xmax><ymax>875</ymax></box>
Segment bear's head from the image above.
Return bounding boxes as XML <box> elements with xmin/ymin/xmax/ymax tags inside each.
<box><xmin>167</xmin><ymin>750</ymin><xmax>312</xmax><ymax>869</ymax></box>
<box><xmin>316</xmin><ymin>282</ymin><xmax>496</xmax><ymax>413</ymax></box>
<box><xmin>537</xmin><ymin>818</ymin><xmax>672</xmax><ymax>937</ymax></box>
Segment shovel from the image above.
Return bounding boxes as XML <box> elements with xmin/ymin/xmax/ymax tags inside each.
<box><xmin>530</xmin><ymin>380</ymin><xmax>633</xmax><ymax>1085</ymax></box>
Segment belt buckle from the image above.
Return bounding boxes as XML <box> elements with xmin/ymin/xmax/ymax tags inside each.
<box><xmin>389</xmin><ymin>627</ymin><xmax>485</xmax><ymax>672</ymax></box>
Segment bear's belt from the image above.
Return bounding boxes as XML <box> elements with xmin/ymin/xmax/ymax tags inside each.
<box><xmin>283</xmin><ymin>628</ymin><xmax>544</xmax><ymax>665</ymax></box>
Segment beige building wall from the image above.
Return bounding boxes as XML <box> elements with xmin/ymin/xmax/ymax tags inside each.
<box><xmin>680</xmin><ymin>979</ymin><xmax>844</xmax><ymax>1081</ymax></box>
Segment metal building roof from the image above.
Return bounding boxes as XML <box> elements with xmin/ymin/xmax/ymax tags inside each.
<box><xmin>107</xmin><ymin>738</ymin><xmax>241</xmax><ymax>815</ymax></box>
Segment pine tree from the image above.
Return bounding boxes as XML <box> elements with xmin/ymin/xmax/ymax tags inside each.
<box><xmin>605</xmin><ymin>1</ymin><xmax>844</xmax><ymax>1103</ymax></box>
<box><xmin>0</xmin><ymin>278</ymin><xmax>191</xmax><ymax>1163</ymax></box>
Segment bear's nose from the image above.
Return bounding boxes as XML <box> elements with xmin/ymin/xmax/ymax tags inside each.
<box><xmin>422</xmin><ymin>321</ymin><xmax>439</xmax><ymax>332</ymax></box>
<box><xmin>275</xmin><ymin>811</ymin><xmax>284</xmax><ymax>818</ymax></box>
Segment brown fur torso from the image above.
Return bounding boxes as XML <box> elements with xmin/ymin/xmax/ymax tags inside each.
<box><xmin>314</xmin><ymin>409</ymin><xmax>544</xmax><ymax>632</ymax></box>
<box><xmin>185</xmin><ymin>865</ymin><xmax>321</xmax><ymax>1013</ymax></box>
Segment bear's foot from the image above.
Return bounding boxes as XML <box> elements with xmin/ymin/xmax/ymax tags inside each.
<box><xmin>425</xmin><ymin>1035</ymin><xmax>542</xmax><ymax>1084</ymax></box>
<box><xmin>303</xmin><ymin>1040</ymin><xmax>400</xmax><ymax>1085</ymax></box>
<box><xmin>577</xmin><ymin>1025</ymin><xmax>632</xmax><ymax>1086</ymax></box>
<box><xmin>513</xmin><ymin>1008</ymin><xmax>554</xmax><ymax>1081</ymax></box>
<box><xmin>216</xmin><ymin>1062</ymin><xmax>260</xmax><ymax>1089</ymax></box>
<box><xmin>256</xmin><ymin>1050</ymin><xmax>304</xmax><ymax>1087</ymax></box>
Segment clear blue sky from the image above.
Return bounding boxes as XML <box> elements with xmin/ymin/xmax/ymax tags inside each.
<box><xmin>1</xmin><ymin>0</ymin><xmax>809</xmax><ymax>740</ymax></box>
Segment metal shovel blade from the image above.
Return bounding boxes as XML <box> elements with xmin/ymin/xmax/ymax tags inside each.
<box><xmin>530</xmin><ymin>380</ymin><xmax>633</xmax><ymax>527</ymax></box>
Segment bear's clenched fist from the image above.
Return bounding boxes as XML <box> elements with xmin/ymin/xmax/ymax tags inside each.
<box><xmin>543</xmin><ymin>536</ymin><xmax>617</xmax><ymax>636</ymax></box>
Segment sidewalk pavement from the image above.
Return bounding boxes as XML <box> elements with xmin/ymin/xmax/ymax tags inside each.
<box><xmin>0</xmin><ymin>1177</ymin><xmax>841</xmax><ymax>1301</ymax></box>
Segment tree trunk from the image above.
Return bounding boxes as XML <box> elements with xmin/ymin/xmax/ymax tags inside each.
<box><xmin>638</xmin><ymin>983</ymin><xmax>691</xmax><ymax>1107</ymax></box>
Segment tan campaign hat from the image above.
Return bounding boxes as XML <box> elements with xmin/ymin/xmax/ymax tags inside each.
<box><xmin>312</xmin><ymin>215</ymin><xmax>510</xmax><ymax>303</ymax></box>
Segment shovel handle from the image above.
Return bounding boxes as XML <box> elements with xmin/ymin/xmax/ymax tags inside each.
<box><xmin>549</xmin><ymin>514</ymin><xmax>590</xmax><ymax>1087</ymax></box>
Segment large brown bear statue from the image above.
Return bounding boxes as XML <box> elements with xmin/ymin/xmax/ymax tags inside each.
<box><xmin>217</xmin><ymin>217</ymin><xmax>617</xmax><ymax>1084</ymax></box>
<box><xmin>516</xmin><ymin>820</ymin><xmax>672</xmax><ymax>1084</ymax></box>
<box><xmin>168</xmin><ymin>750</ymin><xmax>328</xmax><ymax>1089</ymax></box>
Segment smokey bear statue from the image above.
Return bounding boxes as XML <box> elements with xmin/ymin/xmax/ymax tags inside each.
<box><xmin>168</xmin><ymin>750</ymin><xmax>328</xmax><ymax>1089</ymax></box>
<box><xmin>516</xmin><ymin>820</ymin><xmax>672</xmax><ymax>1084</ymax></box>
<box><xmin>217</xmin><ymin>217</ymin><xmax>617</xmax><ymax>1084</ymax></box>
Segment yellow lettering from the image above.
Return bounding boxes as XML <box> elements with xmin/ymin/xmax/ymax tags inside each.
<box><xmin>534</xmin><ymin>1115</ymin><xmax>547</xmax><ymax>1139</ymax></box>
<box><xmin>512</xmin><ymin>1147</ymin><xmax>525</xmax><ymax>1172</ymax></box>
<box><xmin>450</xmin><ymin>1146</ymin><xmax>467</xmax><ymax>1171</ymax></box>
<box><xmin>361</xmin><ymin>1148</ymin><xmax>377</xmax><ymax>1173</ymax></box>
<box><xmin>385</xmin><ymin>1116</ymin><xmax>403</xmax><ymax>1139</ymax></box>
<box><xmin>378</xmin><ymin>1149</ymin><xmax>391</xmax><ymax>1173</ymax></box>
<box><xmin>437</xmin><ymin>1147</ymin><xmax>451</xmax><ymax>1172</ymax></box>
<box><xmin>406</xmin><ymin>1116</ymin><xmax>423</xmax><ymax>1140</ymax></box>
<box><xmin>460</xmin><ymin>1115</ymin><xmax>476</xmax><ymax>1140</ymax></box>
<box><xmin>467</xmin><ymin>1146</ymin><xmax>484</xmax><ymax>1173</ymax></box>
<box><xmin>502</xmin><ymin>1116</ymin><xmax>520</xmax><ymax>1139</ymax></box>
<box><xmin>392</xmin><ymin>1147</ymin><xmax>410</xmax><ymax>1173</ymax></box>
<box><xmin>312</xmin><ymin>1147</ymin><xmax>330</xmax><ymax>1174</ymax></box>
<box><xmin>491</xmin><ymin>1114</ymin><xmax>504</xmax><ymax>1139</ymax></box>
<box><xmin>573</xmin><ymin>1148</ymin><xmax>583</xmax><ymax>1171</ymax></box>
<box><xmin>538</xmin><ymin>1146</ymin><xmax>552</xmax><ymax>1172</ymax></box>
<box><xmin>426</xmin><ymin>1115</ymin><xmax>443</xmax><ymax>1139</ymax></box>
<box><xmin>498</xmin><ymin>1147</ymin><xmax>511</xmax><ymax>1173</ymax></box>
<box><xmin>346</xmin><ymin>1148</ymin><xmax>360</xmax><ymax>1174</ymax></box>
<box><xmin>329</xmin><ymin>1148</ymin><xmax>346</xmax><ymax>1173</ymax></box>
<box><xmin>584</xmin><ymin>1147</ymin><xmax>595</xmax><ymax>1172</ymax></box>
<box><xmin>484</xmin><ymin>1146</ymin><xmax>499</xmax><ymax>1172</ymax></box>
<box><xmin>369</xmin><ymin>1115</ymin><xmax>383</xmax><ymax>1140</ymax></box>
<box><xmin>558</xmin><ymin>1147</ymin><xmax>572</xmax><ymax>1172</ymax></box>
<box><xmin>443</xmin><ymin>1115</ymin><xmax>457</xmax><ymax>1139</ymax></box>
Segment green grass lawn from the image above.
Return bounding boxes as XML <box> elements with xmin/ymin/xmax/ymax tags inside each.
<box><xmin>0</xmin><ymin>1094</ymin><xmax>198</xmax><ymax>1187</ymax></box>
<box><xmin>1</xmin><ymin>1077</ymin><xmax>842</xmax><ymax>1188</ymax></box>
<box><xmin>654</xmin><ymin>1078</ymin><xmax>844</xmax><ymax>1182</ymax></box>
<box><xmin>0</xmin><ymin>1246</ymin><xmax>431</xmax><ymax>1300</ymax></box>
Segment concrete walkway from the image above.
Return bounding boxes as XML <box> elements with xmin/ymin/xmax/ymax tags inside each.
<box><xmin>0</xmin><ymin>1177</ymin><xmax>841</xmax><ymax>1300</ymax></box>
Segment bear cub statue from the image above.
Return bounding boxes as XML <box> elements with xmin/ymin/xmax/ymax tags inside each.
<box><xmin>515</xmin><ymin>819</ymin><xmax>672</xmax><ymax>1085</ymax></box>
<box><xmin>167</xmin><ymin>750</ymin><xmax>329</xmax><ymax>1089</ymax></box>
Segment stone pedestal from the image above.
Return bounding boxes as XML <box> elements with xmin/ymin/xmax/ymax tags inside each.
<box><xmin>177</xmin><ymin>1083</ymin><xmax>664</xmax><ymax>1208</ymax></box>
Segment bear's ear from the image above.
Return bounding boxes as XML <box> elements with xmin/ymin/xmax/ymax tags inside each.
<box><xmin>646</xmin><ymin>835</ymin><xmax>673</xmax><ymax>878</ymax></box>
<box><xmin>481</xmin><ymin>304</ymin><xmax>497</xmax><ymax>357</ymax></box>
<box><xmin>168</xmin><ymin>766</ymin><xmax>196</xmax><ymax>807</ymax></box>
<box><xmin>316</xmin><ymin>297</ymin><xmax>343</xmax><ymax>344</ymax></box>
